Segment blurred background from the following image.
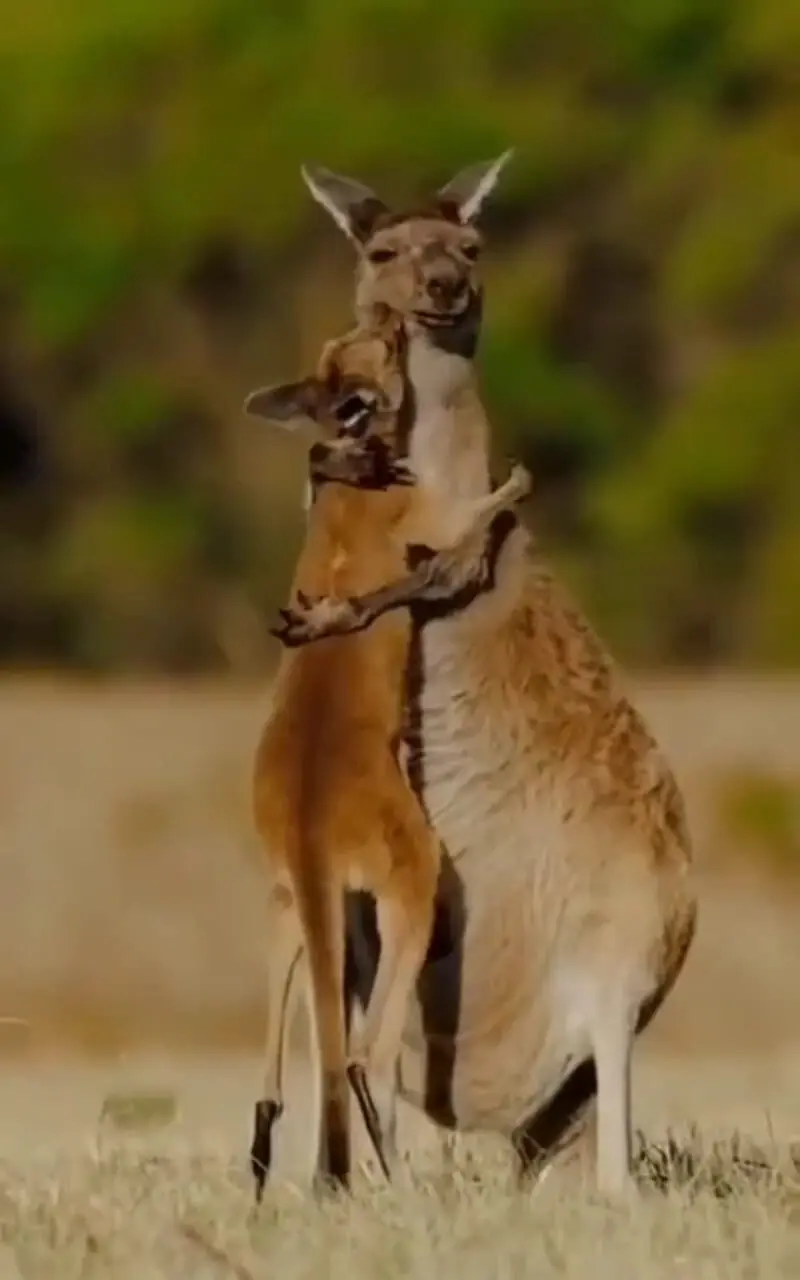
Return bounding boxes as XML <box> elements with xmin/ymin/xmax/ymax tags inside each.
<box><xmin>0</xmin><ymin>0</ymin><xmax>798</xmax><ymax>1064</ymax></box>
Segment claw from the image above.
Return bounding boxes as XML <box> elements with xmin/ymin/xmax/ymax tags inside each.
<box><xmin>270</xmin><ymin>605</ymin><xmax>307</xmax><ymax>647</ymax></box>
<box><xmin>272</xmin><ymin>626</ymin><xmax>306</xmax><ymax>649</ymax></box>
<box><xmin>390</xmin><ymin>459</ymin><xmax>416</xmax><ymax>487</ymax></box>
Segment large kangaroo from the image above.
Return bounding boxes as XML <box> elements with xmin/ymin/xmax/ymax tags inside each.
<box><xmin>284</xmin><ymin>155</ymin><xmax>698</xmax><ymax>1195</ymax></box>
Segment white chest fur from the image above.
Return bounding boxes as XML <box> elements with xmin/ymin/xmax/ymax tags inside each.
<box><xmin>406</xmin><ymin>339</ymin><xmax>490</xmax><ymax>506</ymax></box>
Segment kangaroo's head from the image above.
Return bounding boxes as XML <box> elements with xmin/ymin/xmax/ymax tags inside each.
<box><xmin>301</xmin><ymin>153</ymin><xmax>512</xmax><ymax>361</ymax></box>
<box><xmin>243</xmin><ymin>306</ymin><xmax>412</xmax><ymax>494</ymax></box>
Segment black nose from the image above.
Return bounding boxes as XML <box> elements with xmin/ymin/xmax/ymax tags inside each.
<box><xmin>427</xmin><ymin>274</ymin><xmax>468</xmax><ymax>307</ymax></box>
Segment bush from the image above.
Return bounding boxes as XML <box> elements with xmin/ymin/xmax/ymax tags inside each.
<box><xmin>1</xmin><ymin>0</ymin><xmax>798</xmax><ymax>669</ymax></box>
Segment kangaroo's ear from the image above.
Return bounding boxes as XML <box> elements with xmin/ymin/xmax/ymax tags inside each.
<box><xmin>301</xmin><ymin>164</ymin><xmax>389</xmax><ymax>246</ymax></box>
<box><xmin>436</xmin><ymin>150</ymin><xmax>514</xmax><ymax>224</ymax></box>
<box><xmin>243</xmin><ymin>377</ymin><xmax>322</xmax><ymax>428</ymax></box>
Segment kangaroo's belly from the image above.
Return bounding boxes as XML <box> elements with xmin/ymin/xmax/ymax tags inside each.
<box><xmin>413</xmin><ymin>620</ymin><xmax>554</xmax><ymax>876</ymax></box>
<box><xmin>390</xmin><ymin>621</ymin><xmax>685</xmax><ymax>1134</ymax></box>
<box><xmin>394</xmin><ymin>896</ymin><xmax>594</xmax><ymax>1134</ymax></box>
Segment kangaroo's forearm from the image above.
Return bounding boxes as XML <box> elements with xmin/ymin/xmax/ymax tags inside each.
<box><xmin>342</xmin><ymin>466</ymin><xmax>530</xmax><ymax>625</ymax></box>
<box><xmin>271</xmin><ymin>464</ymin><xmax>530</xmax><ymax>648</ymax></box>
<box><xmin>333</xmin><ymin>566</ymin><xmax>439</xmax><ymax>637</ymax></box>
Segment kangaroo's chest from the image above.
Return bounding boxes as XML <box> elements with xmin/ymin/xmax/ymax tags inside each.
<box><xmin>404</xmin><ymin>620</ymin><xmax>546</xmax><ymax>869</ymax></box>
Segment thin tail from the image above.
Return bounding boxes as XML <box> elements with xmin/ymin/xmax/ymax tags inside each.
<box><xmin>293</xmin><ymin>850</ymin><xmax>350</xmax><ymax>1189</ymax></box>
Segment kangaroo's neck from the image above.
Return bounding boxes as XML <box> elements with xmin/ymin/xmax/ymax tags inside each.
<box><xmin>406</xmin><ymin>337</ymin><xmax>492</xmax><ymax>500</ymax></box>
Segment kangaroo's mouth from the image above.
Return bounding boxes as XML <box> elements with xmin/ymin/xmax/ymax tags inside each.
<box><xmin>413</xmin><ymin>299</ymin><xmax>474</xmax><ymax>328</ymax></box>
<box><xmin>412</xmin><ymin>289</ymin><xmax>483</xmax><ymax>358</ymax></box>
<box><xmin>413</xmin><ymin>309</ymin><xmax>463</xmax><ymax>327</ymax></box>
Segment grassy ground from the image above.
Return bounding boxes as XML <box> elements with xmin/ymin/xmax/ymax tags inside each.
<box><xmin>1</xmin><ymin>1051</ymin><xmax>800</xmax><ymax>1279</ymax></box>
<box><xmin>1</xmin><ymin>676</ymin><xmax>800</xmax><ymax>1273</ymax></box>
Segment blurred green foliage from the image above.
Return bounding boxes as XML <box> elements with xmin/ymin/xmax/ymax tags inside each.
<box><xmin>0</xmin><ymin>0</ymin><xmax>798</xmax><ymax>670</ymax></box>
<box><xmin>714</xmin><ymin>769</ymin><xmax>800</xmax><ymax>873</ymax></box>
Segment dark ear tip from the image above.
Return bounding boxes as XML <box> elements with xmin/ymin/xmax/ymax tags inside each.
<box><xmin>436</xmin><ymin>197</ymin><xmax>462</xmax><ymax>223</ymax></box>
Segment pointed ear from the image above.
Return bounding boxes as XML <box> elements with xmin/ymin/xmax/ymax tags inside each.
<box><xmin>243</xmin><ymin>377</ymin><xmax>321</xmax><ymax>428</ymax></box>
<box><xmin>301</xmin><ymin>164</ymin><xmax>389</xmax><ymax>245</ymax></box>
<box><xmin>436</xmin><ymin>149</ymin><xmax>514</xmax><ymax>224</ymax></box>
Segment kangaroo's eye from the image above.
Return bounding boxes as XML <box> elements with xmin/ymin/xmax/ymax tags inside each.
<box><xmin>462</xmin><ymin>243</ymin><xmax>481</xmax><ymax>262</ymax></box>
<box><xmin>368</xmin><ymin>247</ymin><xmax>398</xmax><ymax>265</ymax></box>
<box><xmin>335</xmin><ymin>393</ymin><xmax>374</xmax><ymax>432</ymax></box>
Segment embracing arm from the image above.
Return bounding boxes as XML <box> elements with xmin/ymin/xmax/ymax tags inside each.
<box><xmin>272</xmin><ymin>463</ymin><xmax>531</xmax><ymax>648</ymax></box>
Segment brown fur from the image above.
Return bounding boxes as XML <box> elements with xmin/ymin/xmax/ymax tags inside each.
<box><xmin>281</xmin><ymin>157</ymin><xmax>697</xmax><ymax>1198</ymax></box>
<box><xmin>274</xmin><ymin>153</ymin><xmax>698</xmax><ymax>1195</ymax></box>
<box><xmin>245</xmin><ymin>310</ymin><xmax>530</xmax><ymax>1193</ymax></box>
<box><xmin>274</xmin><ymin>441</ymin><xmax>698</xmax><ymax>1194</ymax></box>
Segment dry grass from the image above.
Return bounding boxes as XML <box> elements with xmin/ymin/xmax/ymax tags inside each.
<box><xmin>2</xmin><ymin>676</ymin><xmax>800</xmax><ymax>1271</ymax></box>
<box><xmin>2</xmin><ymin>1053</ymin><xmax>800</xmax><ymax>1279</ymax></box>
<box><xmin>4</xmin><ymin>1141</ymin><xmax>800</xmax><ymax>1280</ymax></box>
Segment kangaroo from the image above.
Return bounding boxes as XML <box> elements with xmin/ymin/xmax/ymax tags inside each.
<box><xmin>289</xmin><ymin>156</ymin><xmax>698</xmax><ymax>1194</ymax></box>
<box><xmin>244</xmin><ymin>308</ymin><xmax>531</xmax><ymax>1195</ymax></box>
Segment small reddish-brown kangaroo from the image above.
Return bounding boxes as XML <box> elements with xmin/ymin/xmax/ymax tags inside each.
<box><xmin>244</xmin><ymin>307</ymin><xmax>530</xmax><ymax>1195</ymax></box>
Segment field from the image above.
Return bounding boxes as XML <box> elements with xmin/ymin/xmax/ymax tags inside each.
<box><xmin>1</xmin><ymin>1052</ymin><xmax>800</xmax><ymax>1278</ymax></box>
<box><xmin>1</xmin><ymin>676</ymin><xmax>800</xmax><ymax>1275</ymax></box>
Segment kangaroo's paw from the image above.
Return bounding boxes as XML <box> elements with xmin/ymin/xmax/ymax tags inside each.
<box><xmin>506</xmin><ymin>460</ymin><xmax>533</xmax><ymax>502</ymax></box>
<box><xmin>270</xmin><ymin>595</ymin><xmax>367</xmax><ymax>647</ymax></box>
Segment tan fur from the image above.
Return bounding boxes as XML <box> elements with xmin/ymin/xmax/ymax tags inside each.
<box><xmin>280</xmin><ymin>157</ymin><xmax>697</xmax><ymax>1195</ymax></box>
<box><xmin>278</xmin><ymin>388</ymin><xmax>697</xmax><ymax>1195</ymax></box>
<box><xmin>245</xmin><ymin>310</ymin><xmax>530</xmax><ymax>1193</ymax></box>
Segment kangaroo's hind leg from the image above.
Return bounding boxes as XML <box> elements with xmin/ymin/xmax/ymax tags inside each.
<box><xmin>590</xmin><ymin>999</ymin><xmax>635</xmax><ymax>1195</ymax></box>
<box><xmin>347</xmin><ymin>788</ymin><xmax>440</xmax><ymax>1180</ymax></box>
<box><xmin>250</xmin><ymin>882</ymin><xmax>303</xmax><ymax>1200</ymax></box>
<box><xmin>511</xmin><ymin>1060</ymin><xmax>597</xmax><ymax>1188</ymax></box>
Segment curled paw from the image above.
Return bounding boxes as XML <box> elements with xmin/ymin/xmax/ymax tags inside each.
<box><xmin>386</xmin><ymin>457</ymin><xmax>416</xmax><ymax>487</ymax></box>
<box><xmin>269</xmin><ymin>606</ymin><xmax>314</xmax><ymax>648</ymax></box>
<box><xmin>270</xmin><ymin>593</ymin><xmax>368</xmax><ymax>647</ymax></box>
<box><xmin>503</xmin><ymin>459</ymin><xmax>533</xmax><ymax>502</ymax></box>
